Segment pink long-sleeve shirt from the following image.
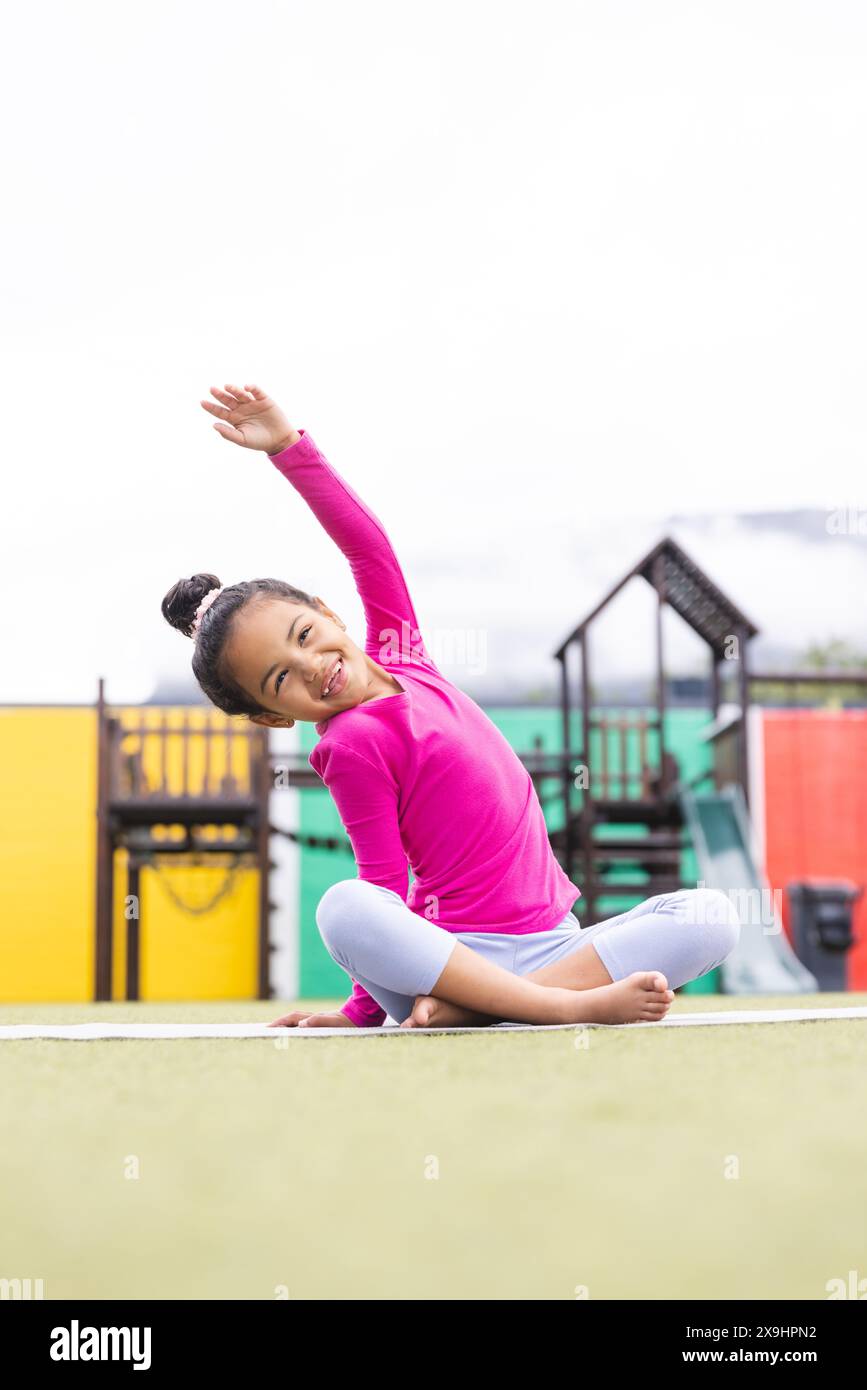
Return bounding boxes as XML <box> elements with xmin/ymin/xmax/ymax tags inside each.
<box><xmin>268</xmin><ymin>430</ymin><xmax>581</xmax><ymax>1026</ymax></box>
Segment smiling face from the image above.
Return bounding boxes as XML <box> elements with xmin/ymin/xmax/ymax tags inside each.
<box><xmin>225</xmin><ymin>595</ymin><xmax>399</xmax><ymax>727</ymax></box>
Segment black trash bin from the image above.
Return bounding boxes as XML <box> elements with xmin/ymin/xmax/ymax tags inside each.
<box><xmin>787</xmin><ymin>880</ymin><xmax>862</xmax><ymax>991</ymax></box>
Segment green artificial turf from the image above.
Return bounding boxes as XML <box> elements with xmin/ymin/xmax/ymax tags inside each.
<box><xmin>1</xmin><ymin>994</ymin><xmax>865</xmax><ymax>1300</ymax></box>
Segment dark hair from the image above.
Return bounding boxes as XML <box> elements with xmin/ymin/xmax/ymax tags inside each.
<box><xmin>161</xmin><ymin>572</ymin><xmax>320</xmax><ymax>716</ymax></box>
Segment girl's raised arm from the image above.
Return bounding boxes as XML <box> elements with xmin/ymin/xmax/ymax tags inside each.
<box><xmin>202</xmin><ymin>385</ymin><xmax>437</xmax><ymax>674</ymax></box>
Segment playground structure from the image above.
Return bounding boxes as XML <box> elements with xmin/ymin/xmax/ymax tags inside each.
<box><xmin>546</xmin><ymin>536</ymin><xmax>758</xmax><ymax>922</ymax></box>
<box><xmin>526</xmin><ymin>535</ymin><xmax>867</xmax><ymax>993</ymax></box>
<box><xmin>95</xmin><ymin>678</ymin><xmax>272</xmax><ymax>1001</ymax></box>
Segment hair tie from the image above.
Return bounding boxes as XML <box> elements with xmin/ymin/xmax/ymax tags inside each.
<box><xmin>190</xmin><ymin>586</ymin><xmax>224</xmax><ymax>640</ymax></box>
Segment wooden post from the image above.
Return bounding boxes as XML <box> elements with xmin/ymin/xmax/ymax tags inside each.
<box><xmin>529</xmin><ymin>734</ymin><xmax>544</xmax><ymax>807</ymax></box>
<box><xmin>638</xmin><ymin>717</ymin><xmax>649</xmax><ymax>797</ymax></box>
<box><xmin>737</xmin><ymin>624</ymin><xmax>750</xmax><ymax>807</ymax></box>
<box><xmin>580</xmin><ymin>630</ymin><xmax>596</xmax><ymax>922</ymax></box>
<box><xmin>255</xmin><ymin>727</ymin><xmax>272</xmax><ymax>1000</ymax></box>
<box><xmin>557</xmin><ymin>652</ymin><xmax>574</xmax><ymax>883</ymax></box>
<box><xmin>126</xmin><ymin>856</ymin><xmax>141</xmax><ymax>1002</ymax></box>
<box><xmin>131</xmin><ymin>722</ymin><xmax>145</xmax><ymax>799</ymax></box>
<box><xmin>94</xmin><ymin>678</ymin><xmax>115</xmax><ymax>1001</ymax></box>
<box><xmin>653</xmin><ymin>554</ymin><xmax>667</xmax><ymax>794</ymax></box>
<box><xmin>709</xmin><ymin>653</ymin><xmax>721</xmax><ymax>793</ymax></box>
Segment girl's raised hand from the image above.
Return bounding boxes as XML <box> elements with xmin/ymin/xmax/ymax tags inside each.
<box><xmin>200</xmin><ymin>384</ymin><xmax>301</xmax><ymax>454</ymax></box>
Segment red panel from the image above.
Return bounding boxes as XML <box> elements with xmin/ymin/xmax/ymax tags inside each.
<box><xmin>761</xmin><ymin>711</ymin><xmax>867</xmax><ymax>989</ymax></box>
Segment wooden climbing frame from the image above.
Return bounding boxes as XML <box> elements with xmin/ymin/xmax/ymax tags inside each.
<box><xmin>93</xmin><ymin>679</ymin><xmax>272</xmax><ymax>1002</ymax></box>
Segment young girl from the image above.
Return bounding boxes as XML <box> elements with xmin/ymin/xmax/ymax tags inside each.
<box><xmin>162</xmin><ymin>384</ymin><xmax>740</xmax><ymax>1030</ymax></box>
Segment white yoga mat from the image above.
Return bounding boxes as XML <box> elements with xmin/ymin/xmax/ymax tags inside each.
<box><xmin>2</xmin><ymin>1006</ymin><xmax>867</xmax><ymax>1039</ymax></box>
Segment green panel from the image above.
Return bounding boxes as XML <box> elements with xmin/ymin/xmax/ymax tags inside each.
<box><xmin>297</xmin><ymin>721</ymin><xmax>357</xmax><ymax>1000</ymax></box>
<box><xmin>298</xmin><ymin>705</ymin><xmax>720</xmax><ymax>998</ymax></box>
<box><xmin>668</xmin><ymin>708</ymin><xmax>719</xmax><ymax>994</ymax></box>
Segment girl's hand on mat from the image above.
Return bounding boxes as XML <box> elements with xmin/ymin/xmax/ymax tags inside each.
<box><xmin>201</xmin><ymin>384</ymin><xmax>301</xmax><ymax>454</ymax></box>
<box><xmin>267</xmin><ymin>1009</ymin><xmax>358</xmax><ymax>1029</ymax></box>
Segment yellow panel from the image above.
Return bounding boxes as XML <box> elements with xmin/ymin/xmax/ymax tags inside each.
<box><xmin>139</xmin><ymin>860</ymin><xmax>259</xmax><ymax>1001</ymax></box>
<box><xmin>0</xmin><ymin>706</ymin><xmax>262</xmax><ymax>1003</ymax></box>
<box><xmin>0</xmin><ymin>708</ymin><xmax>96</xmax><ymax>1002</ymax></box>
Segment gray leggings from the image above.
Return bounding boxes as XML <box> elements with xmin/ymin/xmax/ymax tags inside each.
<box><xmin>316</xmin><ymin>880</ymin><xmax>741</xmax><ymax>1025</ymax></box>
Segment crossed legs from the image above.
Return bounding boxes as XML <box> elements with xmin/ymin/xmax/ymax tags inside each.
<box><xmin>403</xmin><ymin>889</ymin><xmax>740</xmax><ymax>1027</ymax></box>
<box><xmin>315</xmin><ymin>881</ymin><xmax>741</xmax><ymax>1028</ymax></box>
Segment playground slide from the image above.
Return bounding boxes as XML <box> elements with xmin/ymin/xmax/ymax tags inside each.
<box><xmin>679</xmin><ymin>786</ymin><xmax>818</xmax><ymax>995</ymax></box>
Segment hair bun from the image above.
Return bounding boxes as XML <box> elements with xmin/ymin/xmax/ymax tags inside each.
<box><xmin>161</xmin><ymin>572</ymin><xmax>222</xmax><ymax>638</ymax></box>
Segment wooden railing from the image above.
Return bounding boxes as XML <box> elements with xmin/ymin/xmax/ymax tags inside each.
<box><xmin>588</xmin><ymin>713</ymin><xmax>658</xmax><ymax>800</ymax></box>
<box><xmin>107</xmin><ymin>709</ymin><xmax>269</xmax><ymax>804</ymax></box>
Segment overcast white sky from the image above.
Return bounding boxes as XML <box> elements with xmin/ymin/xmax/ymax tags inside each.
<box><xmin>2</xmin><ymin>1</ymin><xmax>865</xmax><ymax>702</ymax></box>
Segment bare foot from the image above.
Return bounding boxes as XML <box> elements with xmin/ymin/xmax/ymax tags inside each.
<box><xmin>400</xmin><ymin>972</ymin><xmax>675</xmax><ymax>1029</ymax></box>
<box><xmin>578</xmin><ymin>972</ymin><xmax>675</xmax><ymax>1024</ymax></box>
<box><xmin>400</xmin><ymin>997</ymin><xmax>494</xmax><ymax>1029</ymax></box>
